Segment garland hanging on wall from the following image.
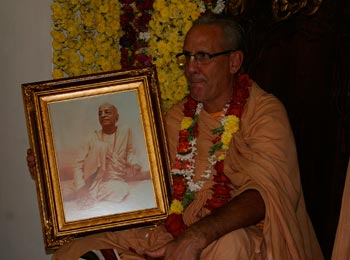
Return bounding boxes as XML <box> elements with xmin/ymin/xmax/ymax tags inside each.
<box><xmin>51</xmin><ymin>0</ymin><xmax>225</xmax><ymax>110</ymax></box>
<box><xmin>51</xmin><ymin>0</ymin><xmax>122</xmax><ymax>79</ymax></box>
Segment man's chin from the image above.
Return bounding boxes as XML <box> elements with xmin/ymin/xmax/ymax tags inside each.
<box><xmin>190</xmin><ymin>94</ymin><xmax>203</xmax><ymax>102</ymax></box>
<box><xmin>189</xmin><ymin>87</ymin><xmax>205</xmax><ymax>102</ymax></box>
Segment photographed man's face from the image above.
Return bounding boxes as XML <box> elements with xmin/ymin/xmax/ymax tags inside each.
<box><xmin>98</xmin><ymin>104</ymin><xmax>118</xmax><ymax>127</ymax></box>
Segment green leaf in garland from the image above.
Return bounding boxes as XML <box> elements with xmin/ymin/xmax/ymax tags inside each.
<box><xmin>209</xmin><ymin>142</ymin><xmax>223</xmax><ymax>156</ymax></box>
<box><xmin>182</xmin><ymin>189</ymin><xmax>195</xmax><ymax>208</ymax></box>
<box><xmin>212</xmin><ymin>125</ymin><xmax>224</xmax><ymax>135</ymax></box>
<box><xmin>188</xmin><ymin>114</ymin><xmax>199</xmax><ymax>137</ymax></box>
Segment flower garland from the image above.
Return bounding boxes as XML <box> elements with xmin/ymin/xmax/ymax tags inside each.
<box><xmin>165</xmin><ymin>74</ymin><xmax>252</xmax><ymax>237</ymax></box>
<box><xmin>51</xmin><ymin>0</ymin><xmax>122</xmax><ymax>79</ymax></box>
<box><xmin>119</xmin><ymin>0</ymin><xmax>153</xmax><ymax>68</ymax></box>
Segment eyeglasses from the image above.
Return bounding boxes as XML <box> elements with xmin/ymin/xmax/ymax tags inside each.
<box><xmin>176</xmin><ymin>50</ymin><xmax>235</xmax><ymax>67</ymax></box>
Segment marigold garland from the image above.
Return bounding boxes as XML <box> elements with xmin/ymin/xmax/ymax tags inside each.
<box><xmin>119</xmin><ymin>0</ymin><xmax>153</xmax><ymax>68</ymax></box>
<box><xmin>165</xmin><ymin>74</ymin><xmax>252</xmax><ymax>237</ymax></box>
<box><xmin>51</xmin><ymin>0</ymin><xmax>122</xmax><ymax>79</ymax></box>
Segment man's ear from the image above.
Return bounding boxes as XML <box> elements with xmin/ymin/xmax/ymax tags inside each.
<box><xmin>229</xmin><ymin>50</ymin><xmax>244</xmax><ymax>74</ymax></box>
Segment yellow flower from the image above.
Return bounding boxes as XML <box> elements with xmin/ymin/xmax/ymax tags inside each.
<box><xmin>157</xmin><ymin>72</ymin><xmax>166</xmax><ymax>84</ymax></box>
<box><xmin>91</xmin><ymin>0</ymin><xmax>101</xmax><ymax>7</ymax></box>
<box><xmin>224</xmin><ymin>115</ymin><xmax>240</xmax><ymax>133</ymax></box>
<box><xmin>174</xmin><ymin>84</ymin><xmax>188</xmax><ymax>101</ymax></box>
<box><xmin>169</xmin><ymin>199</ymin><xmax>184</xmax><ymax>214</ymax></box>
<box><xmin>221</xmin><ymin>131</ymin><xmax>233</xmax><ymax>146</ymax></box>
<box><xmin>53</xmin><ymin>52</ymin><xmax>67</xmax><ymax>67</ymax></box>
<box><xmin>83</xmin><ymin>52</ymin><xmax>96</xmax><ymax>65</ymax></box>
<box><xmin>80</xmin><ymin>40</ymin><xmax>96</xmax><ymax>55</ymax></box>
<box><xmin>52</xmin><ymin>68</ymin><xmax>64</xmax><ymax>79</ymax></box>
<box><xmin>68</xmin><ymin>51</ymin><xmax>80</xmax><ymax>64</ymax></box>
<box><xmin>109</xmin><ymin>20</ymin><xmax>119</xmax><ymax>31</ymax></box>
<box><xmin>96</xmin><ymin>22</ymin><xmax>106</xmax><ymax>33</ymax></box>
<box><xmin>154</xmin><ymin>0</ymin><xmax>166</xmax><ymax>11</ymax></box>
<box><xmin>82</xmin><ymin>12</ymin><xmax>95</xmax><ymax>28</ymax></box>
<box><xmin>67</xmin><ymin>62</ymin><xmax>82</xmax><ymax>76</ymax></box>
<box><xmin>66</xmin><ymin>40</ymin><xmax>78</xmax><ymax>49</ymax></box>
<box><xmin>52</xmin><ymin>40</ymin><xmax>64</xmax><ymax>51</ymax></box>
<box><xmin>51</xmin><ymin>31</ymin><xmax>66</xmax><ymax>43</ymax></box>
<box><xmin>65</xmin><ymin>20</ymin><xmax>79</xmax><ymax>38</ymax></box>
<box><xmin>181</xmin><ymin>117</ymin><xmax>193</xmax><ymax>130</ymax></box>
<box><xmin>218</xmin><ymin>153</ymin><xmax>226</xmax><ymax>161</ymax></box>
<box><xmin>97</xmin><ymin>42</ymin><xmax>110</xmax><ymax>56</ymax></box>
<box><xmin>96</xmin><ymin>57</ymin><xmax>112</xmax><ymax>71</ymax></box>
<box><xmin>99</xmin><ymin>4</ymin><xmax>109</xmax><ymax>13</ymax></box>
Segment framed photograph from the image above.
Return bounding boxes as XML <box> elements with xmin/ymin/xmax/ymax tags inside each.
<box><xmin>22</xmin><ymin>66</ymin><xmax>171</xmax><ymax>252</ymax></box>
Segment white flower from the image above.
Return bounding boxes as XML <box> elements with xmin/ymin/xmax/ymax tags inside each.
<box><xmin>198</xmin><ymin>2</ymin><xmax>206</xmax><ymax>13</ymax></box>
<box><xmin>208</xmin><ymin>154</ymin><xmax>217</xmax><ymax>165</ymax></box>
<box><xmin>213</xmin><ymin>0</ymin><xmax>226</xmax><ymax>14</ymax></box>
<box><xmin>139</xmin><ymin>32</ymin><xmax>150</xmax><ymax>41</ymax></box>
<box><xmin>188</xmin><ymin>180</ymin><xmax>204</xmax><ymax>192</ymax></box>
<box><xmin>201</xmin><ymin>170</ymin><xmax>211</xmax><ymax>179</ymax></box>
<box><xmin>196</xmin><ymin>102</ymin><xmax>203</xmax><ymax>114</ymax></box>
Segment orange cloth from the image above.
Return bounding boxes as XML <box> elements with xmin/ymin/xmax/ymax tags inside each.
<box><xmin>52</xmin><ymin>83</ymin><xmax>323</xmax><ymax>260</ymax></box>
<box><xmin>332</xmin><ymin>158</ymin><xmax>350</xmax><ymax>260</ymax></box>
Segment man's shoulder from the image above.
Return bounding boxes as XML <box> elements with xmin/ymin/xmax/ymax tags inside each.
<box><xmin>165</xmin><ymin>99</ymin><xmax>186</xmax><ymax>119</ymax></box>
<box><xmin>117</xmin><ymin>124</ymin><xmax>132</xmax><ymax>134</ymax></box>
<box><xmin>244</xmin><ymin>81</ymin><xmax>288</xmax><ymax>120</ymax></box>
<box><xmin>249</xmin><ymin>82</ymin><xmax>283</xmax><ymax>106</ymax></box>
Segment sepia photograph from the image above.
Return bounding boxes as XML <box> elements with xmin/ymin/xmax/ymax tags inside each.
<box><xmin>50</xmin><ymin>91</ymin><xmax>155</xmax><ymax>222</ymax></box>
<box><xmin>22</xmin><ymin>67</ymin><xmax>171</xmax><ymax>250</ymax></box>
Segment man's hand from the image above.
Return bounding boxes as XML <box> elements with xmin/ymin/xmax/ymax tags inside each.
<box><xmin>145</xmin><ymin>189</ymin><xmax>265</xmax><ymax>260</ymax></box>
<box><xmin>145</xmin><ymin>230</ymin><xmax>205</xmax><ymax>260</ymax></box>
<box><xmin>26</xmin><ymin>148</ymin><xmax>36</xmax><ymax>179</ymax></box>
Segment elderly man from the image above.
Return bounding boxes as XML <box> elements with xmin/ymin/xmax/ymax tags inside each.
<box><xmin>71</xmin><ymin>102</ymin><xmax>146</xmax><ymax>208</ymax></box>
<box><xmin>29</xmin><ymin>13</ymin><xmax>323</xmax><ymax>260</ymax></box>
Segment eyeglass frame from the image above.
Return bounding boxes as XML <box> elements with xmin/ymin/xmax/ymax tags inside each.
<box><xmin>176</xmin><ymin>49</ymin><xmax>236</xmax><ymax>67</ymax></box>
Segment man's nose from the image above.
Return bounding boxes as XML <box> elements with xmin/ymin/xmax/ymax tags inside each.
<box><xmin>186</xmin><ymin>57</ymin><xmax>200</xmax><ymax>73</ymax></box>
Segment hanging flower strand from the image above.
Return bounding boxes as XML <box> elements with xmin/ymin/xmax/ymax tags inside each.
<box><xmin>51</xmin><ymin>0</ymin><xmax>122</xmax><ymax>79</ymax></box>
<box><xmin>119</xmin><ymin>0</ymin><xmax>154</xmax><ymax>68</ymax></box>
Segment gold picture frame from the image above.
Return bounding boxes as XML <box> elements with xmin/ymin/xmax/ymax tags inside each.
<box><xmin>22</xmin><ymin>66</ymin><xmax>171</xmax><ymax>252</ymax></box>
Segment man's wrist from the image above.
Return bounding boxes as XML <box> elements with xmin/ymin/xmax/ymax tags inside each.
<box><xmin>181</xmin><ymin>226</ymin><xmax>208</xmax><ymax>251</ymax></box>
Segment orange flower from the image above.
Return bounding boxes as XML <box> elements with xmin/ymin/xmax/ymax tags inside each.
<box><xmin>172</xmin><ymin>176</ymin><xmax>187</xmax><ymax>200</ymax></box>
<box><xmin>213</xmin><ymin>172</ymin><xmax>231</xmax><ymax>184</ymax></box>
<box><xmin>165</xmin><ymin>214</ymin><xmax>187</xmax><ymax>237</ymax></box>
<box><xmin>177</xmin><ymin>141</ymin><xmax>191</xmax><ymax>154</ymax></box>
<box><xmin>214</xmin><ymin>160</ymin><xmax>224</xmax><ymax>172</ymax></box>
<box><xmin>178</xmin><ymin>129</ymin><xmax>189</xmax><ymax>142</ymax></box>
<box><xmin>183</xmin><ymin>96</ymin><xmax>198</xmax><ymax>117</ymax></box>
<box><xmin>211</xmin><ymin>183</ymin><xmax>232</xmax><ymax>196</ymax></box>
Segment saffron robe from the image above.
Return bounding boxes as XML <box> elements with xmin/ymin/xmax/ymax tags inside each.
<box><xmin>332</xmin><ymin>158</ymin><xmax>350</xmax><ymax>260</ymax></box>
<box><xmin>52</xmin><ymin>83</ymin><xmax>323</xmax><ymax>260</ymax></box>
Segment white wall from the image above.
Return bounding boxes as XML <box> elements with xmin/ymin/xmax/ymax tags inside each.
<box><xmin>0</xmin><ymin>0</ymin><xmax>53</xmax><ymax>259</ymax></box>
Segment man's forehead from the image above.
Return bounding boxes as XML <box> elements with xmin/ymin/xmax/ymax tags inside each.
<box><xmin>99</xmin><ymin>104</ymin><xmax>114</xmax><ymax>111</ymax></box>
<box><xmin>184</xmin><ymin>24</ymin><xmax>223</xmax><ymax>51</ymax></box>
